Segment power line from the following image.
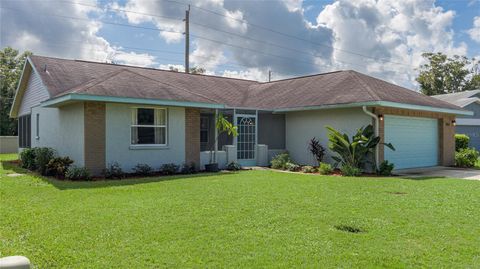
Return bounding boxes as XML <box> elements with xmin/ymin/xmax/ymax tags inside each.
<box><xmin>0</xmin><ymin>5</ymin><xmax>417</xmax><ymax>83</ymax></box>
<box><xmin>0</xmin><ymin>6</ymin><xmax>184</xmax><ymax>35</ymax></box>
<box><xmin>162</xmin><ymin>0</ymin><xmax>416</xmax><ymax>68</ymax></box>
<box><xmin>37</xmin><ymin>0</ymin><xmax>417</xmax><ymax>69</ymax></box>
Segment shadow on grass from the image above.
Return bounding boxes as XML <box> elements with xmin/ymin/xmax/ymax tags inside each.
<box><xmin>398</xmin><ymin>176</ymin><xmax>446</xmax><ymax>180</ymax></box>
<box><xmin>1</xmin><ymin>160</ymin><xmax>240</xmax><ymax>190</ymax></box>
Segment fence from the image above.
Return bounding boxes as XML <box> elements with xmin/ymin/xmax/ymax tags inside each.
<box><xmin>0</xmin><ymin>136</ymin><xmax>18</xmax><ymax>154</ymax></box>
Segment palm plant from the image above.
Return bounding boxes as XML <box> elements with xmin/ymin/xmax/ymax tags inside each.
<box><xmin>205</xmin><ymin>113</ymin><xmax>238</xmax><ymax>171</ymax></box>
<box><xmin>325</xmin><ymin>124</ymin><xmax>394</xmax><ymax>169</ymax></box>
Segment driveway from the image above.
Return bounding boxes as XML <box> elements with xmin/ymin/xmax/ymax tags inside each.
<box><xmin>395</xmin><ymin>166</ymin><xmax>480</xmax><ymax>180</ymax></box>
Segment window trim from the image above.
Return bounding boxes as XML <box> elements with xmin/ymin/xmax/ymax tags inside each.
<box><xmin>130</xmin><ymin>107</ymin><xmax>168</xmax><ymax>147</ymax></box>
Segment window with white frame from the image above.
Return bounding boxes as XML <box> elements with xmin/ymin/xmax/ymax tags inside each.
<box><xmin>131</xmin><ymin>108</ymin><xmax>167</xmax><ymax>145</ymax></box>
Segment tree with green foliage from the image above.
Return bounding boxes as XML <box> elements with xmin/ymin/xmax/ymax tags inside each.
<box><xmin>416</xmin><ymin>52</ymin><xmax>480</xmax><ymax>95</ymax></box>
<box><xmin>0</xmin><ymin>47</ymin><xmax>32</xmax><ymax>135</ymax></box>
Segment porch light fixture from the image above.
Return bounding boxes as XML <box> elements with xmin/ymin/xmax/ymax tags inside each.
<box><xmin>452</xmin><ymin>120</ymin><xmax>456</xmax><ymax>126</ymax></box>
<box><xmin>378</xmin><ymin>115</ymin><xmax>384</xmax><ymax>121</ymax></box>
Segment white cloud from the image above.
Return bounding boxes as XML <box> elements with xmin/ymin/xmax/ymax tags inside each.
<box><xmin>113</xmin><ymin>51</ymin><xmax>158</xmax><ymax>66</ymax></box>
<box><xmin>0</xmin><ymin>0</ymin><xmax>157</xmax><ymax>67</ymax></box>
<box><xmin>116</xmin><ymin>0</ymin><xmax>334</xmax><ymax>77</ymax></box>
<box><xmin>468</xmin><ymin>16</ymin><xmax>480</xmax><ymax>43</ymax></box>
<box><xmin>316</xmin><ymin>0</ymin><xmax>468</xmax><ymax>88</ymax></box>
<box><xmin>159</xmin><ymin>64</ymin><xmax>185</xmax><ymax>72</ymax></box>
<box><xmin>221</xmin><ymin>68</ymin><xmax>268</xmax><ymax>82</ymax></box>
<box><xmin>1</xmin><ymin>0</ymin><xmax>473</xmax><ymax>88</ymax></box>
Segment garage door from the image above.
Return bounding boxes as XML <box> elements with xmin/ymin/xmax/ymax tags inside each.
<box><xmin>384</xmin><ymin>115</ymin><xmax>438</xmax><ymax>169</ymax></box>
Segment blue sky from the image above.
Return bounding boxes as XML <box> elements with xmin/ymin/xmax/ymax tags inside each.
<box><xmin>1</xmin><ymin>0</ymin><xmax>479</xmax><ymax>88</ymax></box>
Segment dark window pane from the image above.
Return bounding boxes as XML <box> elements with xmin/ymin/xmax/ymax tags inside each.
<box><xmin>137</xmin><ymin>108</ymin><xmax>154</xmax><ymax>125</ymax></box>
<box><xmin>18</xmin><ymin>115</ymin><xmax>31</xmax><ymax>148</ymax></box>
<box><xmin>18</xmin><ymin>117</ymin><xmax>23</xmax><ymax>147</ymax></box>
<box><xmin>200</xmin><ymin>131</ymin><xmax>208</xmax><ymax>143</ymax></box>
<box><xmin>137</xmin><ymin>127</ymin><xmax>155</xmax><ymax>144</ymax></box>
<box><xmin>27</xmin><ymin>115</ymin><xmax>31</xmax><ymax>147</ymax></box>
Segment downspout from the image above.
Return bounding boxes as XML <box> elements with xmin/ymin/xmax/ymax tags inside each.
<box><xmin>362</xmin><ymin>106</ymin><xmax>379</xmax><ymax>168</ymax></box>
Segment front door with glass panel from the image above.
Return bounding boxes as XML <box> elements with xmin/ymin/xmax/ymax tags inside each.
<box><xmin>236</xmin><ymin>115</ymin><xmax>256</xmax><ymax>166</ymax></box>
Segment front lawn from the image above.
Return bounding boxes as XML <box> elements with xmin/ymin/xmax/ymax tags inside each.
<box><xmin>1</xmin><ymin>154</ymin><xmax>479</xmax><ymax>268</ymax></box>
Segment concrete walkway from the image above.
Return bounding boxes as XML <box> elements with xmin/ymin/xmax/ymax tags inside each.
<box><xmin>395</xmin><ymin>166</ymin><xmax>480</xmax><ymax>180</ymax></box>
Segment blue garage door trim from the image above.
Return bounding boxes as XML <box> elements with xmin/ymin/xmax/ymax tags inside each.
<box><xmin>384</xmin><ymin>115</ymin><xmax>438</xmax><ymax>169</ymax></box>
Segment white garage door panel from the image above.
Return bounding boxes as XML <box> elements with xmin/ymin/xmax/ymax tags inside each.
<box><xmin>384</xmin><ymin>115</ymin><xmax>438</xmax><ymax>169</ymax></box>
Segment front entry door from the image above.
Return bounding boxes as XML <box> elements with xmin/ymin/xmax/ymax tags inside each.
<box><xmin>236</xmin><ymin>115</ymin><xmax>256</xmax><ymax>166</ymax></box>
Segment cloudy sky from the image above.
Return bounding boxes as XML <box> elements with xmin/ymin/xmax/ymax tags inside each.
<box><xmin>1</xmin><ymin>0</ymin><xmax>479</xmax><ymax>89</ymax></box>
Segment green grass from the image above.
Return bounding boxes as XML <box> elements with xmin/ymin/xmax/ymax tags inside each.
<box><xmin>1</xmin><ymin>154</ymin><xmax>479</xmax><ymax>268</ymax></box>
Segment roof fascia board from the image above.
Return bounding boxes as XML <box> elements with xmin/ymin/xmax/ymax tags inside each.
<box><xmin>274</xmin><ymin>101</ymin><xmax>473</xmax><ymax>116</ymax></box>
<box><xmin>9</xmin><ymin>58</ymin><xmax>31</xmax><ymax>118</ymax></box>
<box><xmin>41</xmin><ymin>93</ymin><xmax>225</xmax><ymax>109</ymax></box>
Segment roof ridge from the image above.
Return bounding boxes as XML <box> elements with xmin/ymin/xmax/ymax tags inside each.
<box><xmin>347</xmin><ymin>70</ymin><xmax>380</xmax><ymax>101</ymax></box>
<box><xmin>261</xmin><ymin>70</ymin><xmax>345</xmax><ymax>84</ymax></box>
<box><xmin>55</xmin><ymin>68</ymin><xmax>127</xmax><ymax>96</ymax></box>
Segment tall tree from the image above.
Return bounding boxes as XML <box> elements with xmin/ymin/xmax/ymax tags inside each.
<box><xmin>0</xmin><ymin>47</ymin><xmax>32</xmax><ymax>135</ymax></box>
<box><xmin>416</xmin><ymin>52</ymin><xmax>479</xmax><ymax>95</ymax></box>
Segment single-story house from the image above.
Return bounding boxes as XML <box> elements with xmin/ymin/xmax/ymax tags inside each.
<box><xmin>433</xmin><ymin>90</ymin><xmax>480</xmax><ymax>150</ymax></box>
<box><xmin>10</xmin><ymin>55</ymin><xmax>471</xmax><ymax>174</ymax></box>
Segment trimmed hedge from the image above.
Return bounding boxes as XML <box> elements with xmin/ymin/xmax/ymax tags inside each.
<box><xmin>455</xmin><ymin>134</ymin><xmax>470</xmax><ymax>151</ymax></box>
<box><xmin>455</xmin><ymin>148</ymin><xmax>479</xmax><ymax>168</ymax></box>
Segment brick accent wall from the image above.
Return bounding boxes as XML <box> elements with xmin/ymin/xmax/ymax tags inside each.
<box><xmin>84</xmin><ymin>102</ymin><xmax>106</xmax><ymax>175</ymax></box>
<box><xmin>373</xmin><ymin>107</ymin><xmax>455</xmax><ymax>166</ymax></box>
<box><xmin>185</xmin><ymin>108</ymin><xmax>200</xmax><ymax>168</ymax></box>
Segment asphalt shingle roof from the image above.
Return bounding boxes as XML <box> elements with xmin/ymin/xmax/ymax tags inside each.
<box><xmin>432</xmin><ymin>90</ymin><xmax>480</xmax><ymax>108</ymax></box>
<box><xmin>30</xmin><ymin>55</ymin><xmax>463</xmax><ymax>111</ymax></box>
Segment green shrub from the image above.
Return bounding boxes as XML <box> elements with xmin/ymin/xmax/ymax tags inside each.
<box><xmin>285</xmin><ymin>162</ymin><xmax>300</xmax><ymax>172</ymax></box>
<box><xmin>20</xmin><ymin>148</ymin><xmax>37</xmax><ymax>170</ymax></box>
<box><xmin>455</xmin><ymin>134</ymin><xmax>470</xmax><ymax>151</ymax></box>
<box><xmin>34</xmin><ymin>147</ymin><xmax>56</xmax><ymax>175</ymax></box>
<box><xmin>340</xmin><ymin>164</ymin><xmax>362</xmax><ymax>177</ymax></box>
<box><xmin>133</xmin><ymin>163</ymin><xmax>153</xmax><ymax>176</ymax></box>
<box><xmin>65</xmin><ymin>166</ymin><xmax>91</xmax><ymax>181</ymax></box>
<box><xmin>226</xmin><ymin>161</ymin><xmax>242</xmax><ymax>171</ymax></box>
<box><xmin>455</xmin><ymin>148</ymin><xmax>479</xmax><ymax>168</ymax></box>
<box><xmin>161</xmin><ymin>163</ymin><xmax>179</xmax><ymax>175</ymax></box>
<box><xmin>318</xmin><ymin>162</ymin><xmax>333</xmax><ymax>175</ymax></box>
<box><xmin>377</xmin><ymin>160</ymin><xmax>395</xmax><ymax>176</ymax></box>
<box><xmin>270</xmin><ymin>153</ymin><xmax>291</xmax><ymax>170</ymax></box>
<box><xmin>46</xmin><ymin>157</ymin><xmax>74</xmax><ymax>178</ymax></box>
<box><xmin>180</xmin><ymin>162</ymin><xmax>197</xmax><ymax>174</ymax></box>
<box><xmin>301</xmin><ymin>165</ymin><xmax>316</xmax><ymax>173</ymax></box>
<box><xmin>103</xmin><ymin>162</ymin><xmax>124</xmax><ymax>179</ymax></box>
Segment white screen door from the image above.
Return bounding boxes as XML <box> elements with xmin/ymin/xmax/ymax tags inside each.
<box><xmin>236</xmin><ymin>115</ymin><xmax>256</xmax><ymax>166</ymax></box>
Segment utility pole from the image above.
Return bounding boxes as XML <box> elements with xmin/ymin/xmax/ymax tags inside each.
<box><xmin>184</xmin><ymin>5</ymin><xmax>190</xmax><ymax>73</ymax></box>
<box><xmin>268</xmin><ymin>70</ymin><xmax>272</xmax><ymax>82</ymax></box>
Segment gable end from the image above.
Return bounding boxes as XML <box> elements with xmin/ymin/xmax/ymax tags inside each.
<box><xmin>10</xmin><ymin>58</ymin><xmax>50</xmax><ymax>118</ymax></box>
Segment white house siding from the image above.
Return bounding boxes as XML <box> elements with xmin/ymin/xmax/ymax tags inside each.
<box><xmin>105</xmin><ymin>103</ymin><xmax>186</xmax><ymax>172</ymax></box>
<box><xmin>285</xmin><ymin>108</ymin><xmax>372</xmax><ymax>165</ymax></box>
<box><xmin>18</xmin><ymin>70</ymin><xmax>49</xmax><ymax>116</ymax></box>
<box><xmin>31</xmin><ymin>103</ymin><xmax>85</xmax><ymax>166</ymax></box>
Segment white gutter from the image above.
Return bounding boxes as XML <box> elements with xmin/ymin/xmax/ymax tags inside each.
<box><xmin>362</xmin><ymin>106</ymin><xmax>379</xmax><ymax>168</ymax></box>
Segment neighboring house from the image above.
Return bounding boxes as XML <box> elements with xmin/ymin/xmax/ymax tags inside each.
<box><xmin>433</xmin><ymin>90</ymin><xmax>480</xmax><ymax>150</ymax></box>
<box><xmin>10</xmin><ymin>56</ymin><xmax>471</xmax><ymax>174</ymax></box>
